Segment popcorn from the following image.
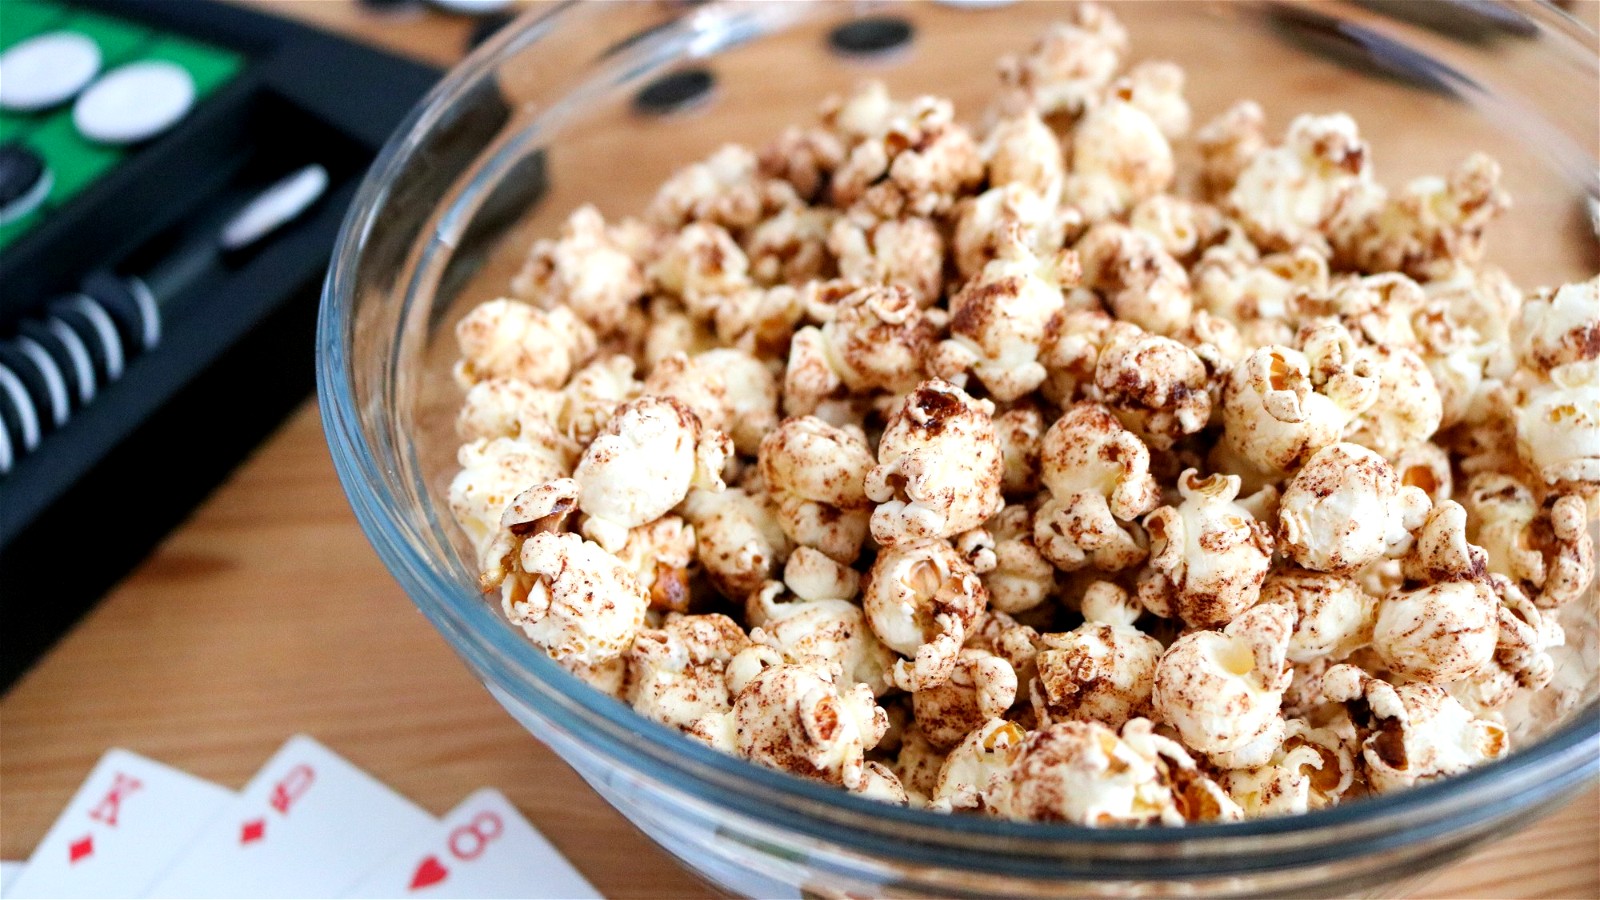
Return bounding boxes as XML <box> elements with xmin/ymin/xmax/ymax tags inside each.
<box><xmin>1111</xmin><ymin>61</ymin><xmax>1190</xmax><ymax>141</ymax></box>
<box><xmin>626</xmin><ymin>613</ymin><xmax>752</xmax><ymax>734</ymax></box>
<box><xmin>682</xmin><ymin>485</ymin><xmax>791</xmax><ymax>600</ymax></box>
<box><xmin>1192</xmin><ymin>242</ymin><xmax>1326</xmax><ymax>345</ymax></box>
<box><xmin>1465</xmin><ymin>474</ymin><xmax>1595</xmax><ymax>609</ymax></box>
<box><xmin>1257</xmin><ymin>567</ymin><xmax>1375</xmax><ymax>664</ymax></box>
<box><xmin>1065</xmin><ymin>98</ymin><xmax>1174</xmax><ymax>221</ymax></box>
<box><xmin>456</xmin><ymin>377</ymin><xmax>565</xmax><ymax>444</ymax></box>
<box><xmin>1278</xmin><ymin>443</ymin><xmax>1431</xmax><ymax>574</ymax></box>
<box><xmin>1090</xmin><ymin>322</ymin><xmax>1211</xmax><ymax>449</ymax></box>
<box><xmin>1372</xmin><ymin>502</ymin><xmax>1498</xmax><ymax>684</ymax></box>
<box><xmin>1220</xmin><ymin>719</ymin><xmax>1355</xmax><ymax>816</ymax></box>
<box><xmin>497</xmin><ymin>530</ymin><xmax>648</xmax><ymax>669</ymax></box>
<box><xmin>1334</xmin><ymin>153</ymin><xmax>1509</xmax><ymax>281</ymax></box>
<box><xmin>512</xmin><ymin>205</ymin><xmax>647</xmax><ymax>335</ymax></box>
<box><xmin>1039</xmin><ymin>307</ymin><xmax>1116</xmax><ymax>406</ymax></box>
<box><xmin>1320</xmin><ymin>664</ymin><xmax>1507</xmax><ymax>793</ymax></box>
<box><xmin>854</xmin><ymin>762</ymin><xmax>909</xmax><ymax>804</ymax></box>
<box><xmin>931</xmin><ymin>718</ymin><xmax>1027</xmax><ymax>811</ymax></box>
<box><xmin>748</xmin><ymin>580</ymin><xmax>894</xmax><ymax>696</ymax></box>
<box><xmin>984</xmin><ymin>719</ymin><xmax>1240</xmax><ymax>825</ymax></box>
<box><xmin>556</xmin><ymin>355</ymin><xmax>642</xmax><ymax>446</ymax></box>
<box><xmin>651</xmin><ymin>223</ymin><xmax>753</xmax><ymax>321</ymax></box>
<box><xmin>1139</xmin><ymin>470</ymin><xmax>1274</xmax><ymax>628</ymax></box>
<box><xmin>982</xmin><ymin>109</ymin><xmax>1065</xmax><ymax>195</ymax></box>
<box><xmin>1195</xmin><ymin>100</ymin><xmax>1266</xmax><ymax>201</ymax></box>
<box><xmin>912</xmin><ymin>648</ymin><xmax>1019</xmax><ymax>749</ymax></box>
<box><xmin>1515</xmin><ymin>276</ymin><xmax>1600</xmax><ymax>372</ymax></box>
<box><xmin>829</xmin><ymin>90</ymin><xmax>983</xmax><ymax>222</ymax></box>
<box><xmin>1514</xmin><ymin>360</ymin><xmax>1600</xmax><ymax>490</ymax></box>
<box><xmin>1034</xmin><ymin>402</ymin><xmax>1160</xmax><ymax>572</ymax></box>
<box><xmin>980</xmin><ymin>505</ymin><xmax>1056</xmax><ymax>614</ymax></box>
<box><xmin>894</xmin><ymin>723</ymin><xmax>949</xmax><ymax>805</ymax></box>
<box><xmin>952</xmin><ymin>183</ymin><xmax>1075</xmax><ymax>281</ymax></box>
<box><xmin>827</xmin><ymin>216</ymin><xmax>945</xmax><ymax>308</ymax></box>
<box><xmin>648</xmin><ymin>144</ymin><xmax>796</xmax><ymax>232</ymax></box>
<box><xmin>1152</xmin><ymin>603</ymin><xmax>1294</xmax><ymax>767</ymax></box>
<box><xmin>449</xmin><ymin>435</ymin><xmax>577</xmax><ymax>564</ymax></box>
<box><xmin>993</xmin><ymin>404</ymin><xmax>1045</xmax><ymax>496</ymax></box>
<box><xmin>1129</xmin><ymin>195</ymin><xmax>1224</xmax><ymax>266</ymax></box>
<box><xmin>929</xmin><ymin>229</ymin><xmax>1079</xmax><ymax>402</ymax></box>
<box><xmin>1225</xmin><ymin>113</ymin><xmax>1379</xmax><ymax>253</ymax></box>
<box><xmin>1033</xmin><ymin>583</ymin><xmax>1162</xmax><ymax>728</ymax></box>
<box><xmin>717</xmin><ymin>662</ymin><xmax>890</xmax><ymax>789</ymax></box>
<box><xmin>1392</xmin><ymin>441</ymin><xmax>1454</xmax><ymax>506</ymax></box>
<box><xmin>572</xmin><ymin>396</ymin><xmax>732</xmax><ymax>549</ymax></box>
<box><xmin>454</xmin><ymin>299</ymin><xmax>598</xmax><ymax>390</ymax></box>
<box><xmin>1075</xmin><ymin>223</ymin><xmax>1192</xmax><ymax>335</ymax></box>
<box><xmin>614</xmin><ymin>515</ymin><xmax>698</xmax><ymax>613</ymax></box>
<box><xmin>1343</xmin><ymin>342</ymin><xmax>1444</xmax><ymax>461</ymax></box>
<box><xmin>866</xmin><ymin>381</ymin><xmax>1006</xmax><ymax>546</ymax></box>
<box><xmin>995</xmin><ymin>4</ymin><xmax>1128</xmax><ymax>120</ymax></box>
<box><xmin>759</xmin><ymin>416</ymin><xmax>875</xmax><ymax>563</ymax></box>
<box><xmin>645</xmin><ymin>349</ymin><xmax>778</xmax><ymax>455</ymax></box>
<box><xmin>745</xmin><ymin>204</ymin><xmax>837</xmax><ymax>287</ymax></box>
<box><xmin>863</xmin><ymin>540</ymin><xmax>990</xmax><ymax>692</ymax></box>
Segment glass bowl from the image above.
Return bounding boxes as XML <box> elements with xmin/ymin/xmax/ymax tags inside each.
<box><xmin>317</xmin><ymin>2</ymin><xmax>1600</xmax><ymax>896</ymax></box>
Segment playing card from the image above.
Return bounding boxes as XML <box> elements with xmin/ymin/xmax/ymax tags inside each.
<box><xmin>5</xmin><ymin>749</ymin><xmax>231</xmax><ymax>899</ymax></box>
<box><xmin>144</xmin><ymin>735</ymin><xmax>434</xmax><ymax>898</ymax></box>
<box><xmin>344</xmin><ymin>788</ymin><xmax>600</xmax><ymax>899</ymax></box>
<box><xmin>2</xmin><ymin>861</ymin><xmax>26</xmax><ymax>897</ymax></box>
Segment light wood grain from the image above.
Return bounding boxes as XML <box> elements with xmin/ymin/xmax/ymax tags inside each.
<box><xmin>3</xmin><ymin>3</ymin><xmax>1596</xmax><ymax>899</ymax></box>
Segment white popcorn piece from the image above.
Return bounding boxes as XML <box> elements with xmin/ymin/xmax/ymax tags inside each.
<box><xmin>1465</xmin><ymin>474</ymin><xmax>1595</xmax><ymax>610</ymax></box>
<box><xmin>455</xmin><ymin>377</ymin><xmax>567</xmax><ymax>446</ymax></box>
<box><xmin>745</xmin><ymin>204</ymin><xmax>837</xmax><ymax>287</ymax></box>
<box><xmin>863</xmin><ymin>540</ymin><xmax>990</xmax><ymax>692</ymax></box>
<box><xmin>1321</xmin><ymin>664</ymin><xmax>1507</xmax><ymax>793</ymax></box>
<box><xmin>454</xmin><ymin>299</ymin><xmax>598</xmax><ymax>390</ymax></box>
<box><xmin>1343</xmin><ymin>342</ymin><xmax>1444</xmax><ymax>461</ymax></box>
<box><xmin>931</xmin><ymin>718</ymin><xmax>1028</xmax><ymax>811</ymax></box>
<box><xmin>499</xmin><ymin>530</ymin><xmax>648</xmax><ymax>669</ymax></box>
<box><xmin>1034</xmin><ymin>402</ymin><xmax>1160</xmax><ymax>572</ymax></box>
<box><xmin>980</xmin><ymin>505</ymin><xmax>1056</xmax><ymax>615</ymax></box>
<box><xmin>646</xmin><ymin>348</ymin><xmax>779</xmax><ymax>456</ymax></box>
<box><xmin>1514</xmin><ymin>360</ymin><xmax>1600</xmax><ymax>490</ymax></box>
<box><xmin>1195</xmin><ymin>99</ymin><xmax>1266</xmax><ymax>200</ymax></box>
<box><xmin>1139</xmin><ymin>470</ymin><xmax>1274</xmax><ymax>628</ymax></box>
<box><xmin>1129</xmin><ymin>195</ymin><xmax>1224</xmax><ymax>266</ymax></box>
<box><xmin>648</xmin><ymin>143</ymin><xmax>796</xmax><ymax>232</ymax></box>
<box><xmin>929</xmin><ymin>229</ymin><xmax>1080</xmax><ymax>402</ymax></box>
<box><xmin>613</xmin><ymin>515</ymin><xmax>698</xmax><ymax>613</ymax></box>
<box><xmin>651</xmin><ymin>223</ymin><xmax>754</xmax><ymax>321</ymax></box>
<box><xmin>1039</xmin><ymin>306</ymin><xmax>1117</xmax><ymax>407</ymax></box>
<box><xmin>555</xmin><ymin>354</ymin><xmax>643</xmax><ymax>446</ymax></box>
<box><xmin>913</xmin><ymin>648</ymin><xmax>1020</xmax><ymax>749</ymax></box>
<box><xmin>682</xmin><ymin>484</ymin><xmax>792</xmax><ymax>601</ymax></box>
<box><xmin>1065</xmin><ymin>98</ymin><xmax>1174</xmax><ymax>221</ymax></box>
<box><xmin>718</xmin><ymin>662</ymin><xmax>890</xmax><ymax>789</ymax></box>
<box><xmin>895</xmin><ymin>723</ymin><xmax>950</xmax><ymax>806</ymax></box>
<box><xmin>854</xmin><ymin>761</ymin><xmax>909</xmax><ymax>804</ymax></box>
<box><xmin>985</xmin><ymin>719</ymin><xmax>1241</xmax><ymax>825</ymax></box>
<box><xmin>1033</xmin><ymin>583</ymin><xmax>1162</xmax><ymax>729</ymax></box>
<box><xmin>1392</xmin><ymin>441</ymin><xmax>1454</xmax><ymax>506</ymax></box>
<box><xmin>749</xmin><ymin>583</ymin><xmax>894</xmax><ymax>697</ymax></box>
<box><xmin>983</xmin><ymin>108</ymin><xmax>1066</xmax><ymax>195</ymax></box>
<box><xmin>1111</xmin><ymin>61</ymin><xmax>1190</xmax><ymax>141</ymax></box>
<box><xmin>1090</xmin><ymin>322</ymin><xmax>1212</xmax><ymax>450</ymax></box>
<box><xmin>1334</xmin><ymin>153</ymin><xmax>1509</xmax><ymax>281</ymax></box>
<box><xmin>573</xmin><ymin>396</ymin><xmax>732</xmax><ymax>549</ymax></box>
<box><xmin>1225</xmin><ymin>112</ymin><xmax>1380</xmax><ymax>253</ymax></box>
<box><xmin>1220</xmin><ymin>719</ymin><xmax>1356</xmax><ymax>817</ymax></box>
<box><xmin>1193</xmin><ymin>241</ymin><xmax>1326</xmax><ymax>341</ymax></box>
<box><xmin>866</xmin><ymin>381</ymin><xmax>1006</xmax><ymax>546</ymax></box>
<box><xmin>1278</xmin><ymin>443</ymin><xmax>1431</xmax><ymax>574</ymax></box>
<box><xmin>828</xmin><ymin>216</ymin><xmax>945</xmax><ymax>308</ymax></box>
<box><xmin>759</xmin><ymin>416</ymin><xmax>875</xmax><ymax>563</ymax></box>
<box><xmin>995</xmin><ymin>4</ymin><xmax>1129</xmax><ymax>120</ymax></box>
<box><xmin>993</xmin><ymin>404</ymin><xmax>1045</xmax><ymax>496</ymax></box>
<box><xmin>1152</xmin><ymin>603</ymin><xmax>1294</xmax><ymax>767</ymax></box>
<box><xmin>1258</xmin><ymin>567</ymin><xmax>1375</xmax><ymax>664</ymax></box>
<box><xmin>1373</xmin><ymin>502</ymin><xmax>1499</xmax><ymax>684</ymax></box>
<box><xmin>952</xmin><ymin>182</ymin><xmax>1076</xmax><ymax>281</ymax></box>
<box><xmin>626</xmin><ymin>613</ymin><xmax>753</xmax><ymax>734</ymax></box>
<box><xmin>829</xmin><ymin>90</ymin><xmax>983</xmax><ymax>222</ymax></box>
<box><xmin>448</xmin><ymin>435</ymin><xmax>577</xmax><ymax>565</ymax></box>
<box><xmin>1075</xmin><ymin>223</ymin><xmax>1193</xmax><ymax>335</ymax></box>
<box><xmin>1515</xmin><ymin>276</ymin><xmax>1600</xmax><ymax>373</ymax></box>
<box><xmin>512</xmin><ymin>205</ymin><xmax>648</xmax><ymax>335</ymax></box>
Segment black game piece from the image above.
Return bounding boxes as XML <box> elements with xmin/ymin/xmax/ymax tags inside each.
<box><xmin>0</xmin><ymin>144</ymin><xmax>52</xmax><ymax>223</ymax></box>
<box><xmin>828</xmin><ymin>17</ymin><xmax>915</xmax><ymax>57</ymax></box>
<box><xmin>634</xmin><ymin>68</ymin><xmax>715</xmax><ymax>115</ymax></box>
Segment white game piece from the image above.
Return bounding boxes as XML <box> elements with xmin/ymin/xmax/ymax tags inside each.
<box><xmin>0</xmin><ymin>363</ymin><xmax>40</xmax><ymax>452</ymax></box>
<box><xmin>220</xmin><ymin>164</ymin><xmax>329</xmax><ymax>252</ymax></box>
<box><xmin>14</xmin><ymin>335</ymin><xmax>70</xmax><ymax>427</ymax></box>
<box><xmin>428</xmin><ymin>0</ymin><xmax>515</xmax><ymax>15</ymax></box>
<box><xmin>72</xmin><ymin>60</ymin><xmax>195</xmax><ymax>145</ymax></box>
<box><xmin>0</xmin><ymin>31</ymin><xmax>101</xmax><ymax>112</ymax></box>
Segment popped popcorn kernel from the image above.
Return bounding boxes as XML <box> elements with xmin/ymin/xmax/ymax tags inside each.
<box><xmin>512</xmin><ymin>205</ymin><xmax>648</xmax><ymax>335</ymax></box>
<box><xmin>1220</xmin><ymin>719</ymin><xmax>1356</xmax><ymax>816</ymax></box>
<box><xmin>1032</xmin><ymin>584</ymin><xmax>1162</xmax><ymax>729</ymax></box>
<box><xmin>720</xmin><ymin>662</ymin><xmax>890</xmax><ymax>789</ymax></box>
<box><xmin>682</xmin><ymin>484</ymin><xmax>791</xmax><ymax>601</ymax></box>
<box><xmin>1278</xmin><ymin>442</ymin><xmax>1431</xmax><ymax>574</ymax></box>
<box><xmin>1152</xmin><ymin>603</ymin><xmax>1294</xmax><ymax>767</ymax></box>
<box><xmin>1515</xmin><ymin>276</ymin><xmax>1600</xmax><ymax>372</ymax></box>
<box><xmin>981</xmin><ymin>505</ymin><xmax>1057</xmax><ymax>615</ymax></box>
<box><xmin>828</xmin><ymin>216</ymin><xmax>945</xmax><ymax>308</ymax></box>
<box><xmin>995</xmin><ymin>3</ymin><xmax>1129</xmax><ymax>121</ymax></box>
<box><xmin>1090</xmin><ymin>322</ymin><xmax>1212</xmax><ymax>450</ymax></box>
<box><xmin>1257</xmin><ymin>567</ymin><xmax>1375</xmax><ymax>664</ymax></box>
<box><xmin>914</xmin><ymin>648</ymin><xmax>1020</xmax><ymax>749</ymax></box>
<box><xmin>501</xmin><ymin>530</ymin><xmax>648</xmax><ymax>669</ymax></box>
<box><xmin>759</xmin><ymin>416</ymin><xmax>875</xmax><ymax>563</ymax></box>
<box><xmin>454</xmin><ymin>299</ymin><xmax>598</xmax><ymax>390</ymax></box>
<box><xmin>626</xmin><ymin>613</ymin><xmax>753</xmax><ymax>734</ymax></box>
<box><xmin>1373</xmin><ymin>502</ymin><xmax>1498</xmax><ymax>684</ymax></box>
<box><xmin>749</xmin><ymin>578</ymin><xmax>895</xmax><ymax>697</ymax></box>
<box><xmin>1195</xmin><ymin>100</ymin><xmax>1266</xmax><ymax>201</ymax></box>
<box><xmin>1334</xmin><ymin>153</ymin><xmax>1509</xmax><ymax>281</ymax></box>
<box><xmin>866</xmin><ymin>380</ymin><xmax>1006</xmax><ymax>546</ymax></box>
<box><xmin>1139</xmin><ymin>469</ymin><xmax>1274</xmax><ymax>629</ymax></box>
<box><xmin>1225</xmin><ymin>112</ymin><xmax>1380</xmax><ymax>254</ymax></box>
<box><xmin>1034</xmin><ymin>402</ymin><xmax>1160</xmax><ymax>572</ymax></box>
<box><xmin>1514</xmin><ymin>360</ymin><xmax>1600</xmax><ymax>492</ymax></box>
<box><xmin>863</xmin><ymin>540</ymin><xmax>990</xmax><ymax>692</ymax></box>
<box><xmin>1075</xmin><ymin>223</ymin><xmax>1192</xmax><ymax>335</ymax></box>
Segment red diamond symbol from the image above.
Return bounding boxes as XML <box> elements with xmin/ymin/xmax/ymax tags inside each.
<box><xmin>240</xmin><ymin>818</ymin><xmax>266</xmax><ymax>845</ymax></box>
<box><xmin>68</xmin><ymin>835</ymin><xmax>94</xmax><ymax>864</ymax></box>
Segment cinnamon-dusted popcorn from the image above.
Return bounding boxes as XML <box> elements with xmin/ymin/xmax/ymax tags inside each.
<box><xmin>1372</xmin><ymin>502</ymin><xmax>1498</xmax><ymax>684</ymax></box>
<box><xmin>1334</xmin><ymin>153</ymin><xmax>1509</xmax><ymax>281</ymax></box>
<box><xmin>1257</xmin><ymin>567</ymin><xmax>1375</xmax><ymax>664</ymax></box>
<box><xmin>980</xmin><ymin>505</ymin><xmax>1056</xmax><ymax>614</ymax></box>
<box><xmin>913</xmin><ymin>648</ymin><xmax>1020</xmax><ymax>749</ymax></box>
<box><xmin>454</xmin><ymin>299</ymin><xmax>598</xmax><ymax>390</ymax></box>
<box><xmin>1033</xmin><ymin>582</ymin><xmax>1162</xmax><ymax>729</ymax></box>
<box><xmin>828</xmin><ymin>216</ymin><xmax>945</xmax><ymax>308</ymax></box>
<box><xmin>1321</xmin><ymin>664</ymin><xmax>1507</xmax><ymax>793</ymax></box>
<box><xmin>682</xmin><ymin>484</ymin><xmax>791</xmax><ymax>600</ymax></box>
<box><xmin>1090</xmin><ymin>322</ymin><xmax>1211</xmax><ymax>449</ymax></box>
<box><xmin>572</xmin><ymin>395</ymin><xmax>732</xmax><ymax>550</ymax></box>
<box><xmin>995</xmin><ymin>4</ymin><xmax>1128</xmax><ymax>120</ymax></box>
<box><xmin>714</xmin><ymin>662</ymin><xmax>889</xmax><ymax>790</ymax></box>
<box><xmin>930</xmin><ymin>229</ymin><xmax>1079</xmax><ymax>402</ymax></box>
<box><xmin>863</xmin><ymin>540</ymin><xmax>990</xmax><ymax>692</ymax></box>
<box><xmin>1278</xmin><ymin>443</ymin><xmax>1431</xmax><ymax>574</ymax></box>
<box><xmin>1152</xmin><ymin>603</ymin><xmax>1294</xmax><ymax>768</ymax></box>
<box><xmin>512</xmin><ymin>205</ymin><xmax>647</xmax><ymax>335</ymax></box>
<box><xmin>1195</xmin><ymin>100</ymin><xmax>1266</xmax><ymax>201</ymax></box>
<box><xmin>1465</xmin><ymin>474</ymin><xmax>1595</xmax><ymax>610</ymax></box>
<box><xmin>759</xmin><ymin>416</ymin><xmax>875</xmax><ymax>563</ymax></box>
<box><xmin>985</xmin><ymin>719</ymin><xmax>1240</xmax><ymax>825</ymax></box>
<box><xmin>1075</xmin><ymin>222</ymin><xmax>1192</xmax><ymax>335</ymax></box>
<box><xmin>1515</xmin><ymin>276</ymin><xmax>1600</xmax><ymax>372</ymax></box>
<box><xmin>1034</xmin><ymin>402</ymin><xmax>1160</xmax><ymax>572</ymax></box>
<box><xmin>1225</xmin><ymin>112</ymin><xmax>1379</xmax><ymax>254</ymax></box>
<box><xmin>866</xmin><ymin>380</ymin><xmax>1005</xmax><ymax>546</ymax></box>
<box><xmin>1139</xmin><ymin>470</ymin><xmax>1274</xmax><ymax>628</ymax></box>
<box><xmin>626</xmin><ymin>613</ymin><xmax>752</xmax><ymax>734</ymax></box>
<box><xmin>445</xmin><ymin>13</ymin><xmax>1588</xmax><ymax>825</ymax></box>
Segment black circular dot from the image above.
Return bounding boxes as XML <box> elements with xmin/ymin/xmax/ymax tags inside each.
<box><xmin>633</xmin><ymin>68</ymin><xmax>715</xmax><ymax>115</ymax></box>
<box><xmin>829</xmin><ymin>17</ymin><xmax>914</xmax><ymax>57</ymax></box>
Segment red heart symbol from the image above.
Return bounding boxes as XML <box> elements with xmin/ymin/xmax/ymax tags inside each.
<box><xmin>409</xmin><ymin>855</ymin><xmax>449</xmax><ymax>891</ymax></box>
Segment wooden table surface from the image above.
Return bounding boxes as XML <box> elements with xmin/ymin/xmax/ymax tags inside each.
<box><xmin>3</xmin><ymin>3</ymin><xmax>1597</xmax><ymax>899</ymax></box>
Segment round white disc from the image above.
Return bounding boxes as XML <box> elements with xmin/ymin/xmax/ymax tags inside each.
<box><xmin>73</xmin><ymin>60</ymin><xmax>196</xmax><ymax>145</ymax></box>
<box><xmin>428</xmin><ymin>0</ymin><xmax>514</xmax><ymax>15</ymax></box>
<box><xmin>0</xmin><ymin>31</ymin><xmax>102</xmax><ymax>112</ymax></box>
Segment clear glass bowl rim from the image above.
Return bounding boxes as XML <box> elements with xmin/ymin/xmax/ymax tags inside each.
<box><xmin>317</xmin><ymin>0</ymin><xmax>1600</xmax><ymax>876</ymax></box>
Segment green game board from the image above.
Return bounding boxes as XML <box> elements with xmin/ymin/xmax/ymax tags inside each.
<box><xmin>0</xmin><ymin>0</ymin><xmax>244</xmax><ymax>249</ymax></box>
